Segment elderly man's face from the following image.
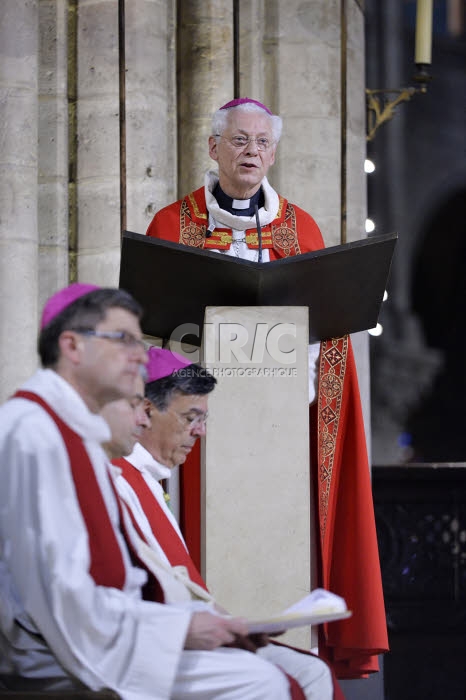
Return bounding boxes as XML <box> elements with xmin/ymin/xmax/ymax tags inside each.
<box><xmin>101</xmin><ymin>374</ymin><xmax>150</xmax><ymax>460</ymax></box>
<box><xmin>208</xmin><ymin>110</ymin><xmax>276</xmax><ymax>200</ymax></box>
<box><xmin>141</xmin><ymin>392</ymin><xmax>209</xmax><ymax>469</ymax></box>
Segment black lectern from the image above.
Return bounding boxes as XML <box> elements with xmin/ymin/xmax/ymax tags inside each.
<box><xmin>119</xmin><ymin>231</ymin><xmax>397</xmax><ymax>344</ymax></box>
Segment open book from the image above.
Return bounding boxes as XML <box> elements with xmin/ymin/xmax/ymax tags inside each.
<box><xmin>246</xmin><ymin>588</ymin><xmax>352</xmax><ymax>634</ymax></box>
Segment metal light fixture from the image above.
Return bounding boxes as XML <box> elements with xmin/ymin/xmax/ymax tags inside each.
<box><xmin>366</xmin><ymin>0</ymin><xmax>433</xmax><ymax>141</ymax></box>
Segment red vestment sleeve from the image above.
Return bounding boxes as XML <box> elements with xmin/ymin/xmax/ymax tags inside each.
<box><xmin>146</xmin><ymin>196</ymin><xmax>191</xmax><ymax>243</ymax></box>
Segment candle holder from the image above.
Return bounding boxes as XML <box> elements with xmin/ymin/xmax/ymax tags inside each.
<box><xmin>365</xmin><ymin>65</ymin><xmax>432</xmax><ymax>141</ymax></box>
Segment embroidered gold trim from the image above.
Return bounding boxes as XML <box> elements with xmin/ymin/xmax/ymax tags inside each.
<box><xmin>276</xmin><ymin>196</ymin><xmax>285</xmax><ymax>218</ymax></box>
<box><xmin>187</xmin><ymin>192</ymin><xmax>208</xmax><ymax>221</ymax></box>
<box><xmin>317</xmin><ymin>336</ymin><xmax>348</xmax><ymax>540</ymax></box>
<box><xmin>179</xmin><ymin>200</ymin><xmax>206</xmax><ymax>248</ymax></box>
<box><xmin>203</xmin><ymin>230</ymin><xmax>274</xmax><ymax>249</ymax></box>
<box><xmin>204</xmin><ymin>230</ymin><xmax>234</xmax><ymax>246</ymax></box>
<box><xmin>246</xmin><ymin>232</ymin><xmax>272</xmax><ymax>245</ymax></box>
<box><xmin>271</xmin><ymin>203</ymin><xmax>301</xmax><ymax>257</ymax></box>
<box><xmin>179</xmin><ymin>195</ymin><xmax>292</xmax><ymax>251</ymax></box>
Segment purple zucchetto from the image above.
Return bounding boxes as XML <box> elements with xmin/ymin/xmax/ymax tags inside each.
<box><xmin>219</xmin><ymin>97</ymin><xmax>273</xmax><ymax>115</ymax></box>
<box><xmin>40</xmin><ymin>283</ymin><xmax>100</xmax><ymax>330</ymax></box>
<box><xmin>146</xmin><ymin>347</ymin><xmax>193</xmax><ymax>383</ymax></box>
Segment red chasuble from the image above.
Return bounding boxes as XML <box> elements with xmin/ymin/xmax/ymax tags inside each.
<box><xmin>146</xmin><ymin>187</ymin><xmax>389</xmax><ymax>678</ymax></box>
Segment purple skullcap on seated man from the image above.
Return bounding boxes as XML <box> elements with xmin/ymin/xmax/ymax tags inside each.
<box><xmin>146</xmin><ymin>346</ymin><xmax>193</xmax><ymax>382</ymax></box>
<box><xmin>40</xmin><ymin>282</ymin><xmax>100</xmax><ymax>329</ymax></box>
<box><xmin>219</xmin><ymin>97</ymin><xmax>273</xmax><ymax>115</ymax></box>
<box><xmin>37</xmin><ymin>282</ymin><xmax>145</xmax><ymax>376</ymax></box>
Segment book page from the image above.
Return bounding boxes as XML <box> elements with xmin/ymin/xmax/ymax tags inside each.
<box><xmin>246</xmin><ymin>588</ymin><xmax>352</xmax><ymax>635</ymax></box>
<box><xmin>283</xmin><ymin>588</ymin><xmax>347</xmax><ymax>615</ymax></box>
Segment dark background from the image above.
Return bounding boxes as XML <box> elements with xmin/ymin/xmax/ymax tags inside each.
<box><xmin>364</xmin><ymin>2</ymin><xmax>466</xmax><ymax>699</ymax></box>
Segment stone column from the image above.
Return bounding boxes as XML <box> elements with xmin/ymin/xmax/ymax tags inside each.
<box><xmin>346</xmin><ymin>0</ymin><xmax>367</xmax><ymax>245</ymax></box>
<box><xmin>0</xmin><ymin>0</ymin><xmax>39</xmax><ymax>402</ymax></box>
<box><xmin>125</xmin><ymin>0</ymin><xmax>177</xmax><ymax>235</ymax></box>
<box><xmin>261</xmin><ymin>0</ymin><xmax>342</xmax><ymax>246</ymax></box>
<box><xmin>177</xmin><ymin>0</ymin><xmax>234</xmax><ymax>197</ymax></box>
<box><xmin>238</xmin><ymin>0</ymin><xmax>267</xmax><ymax>103</ymax></box>
<box><xmin>38</xmin><ymin>0</ymin><xmax>69</xmax><ymax>310</ymax></box>
<box><xmin>74</xmin><ymin>0</ymin><xmax>120</xmax><ymax>286</ymax></box>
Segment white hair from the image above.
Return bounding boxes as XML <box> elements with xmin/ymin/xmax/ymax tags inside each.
<box><xmin>211</xmin><ymin>102</ymin><xmax>283</xmax><ymax>143</ymax></box>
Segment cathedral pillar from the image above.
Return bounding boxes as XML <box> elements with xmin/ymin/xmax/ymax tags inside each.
<box><xmin>345</xmin><ymin>0</ymin><xmax>372</xmax><ymax>453</ymax></box>
<box><xmin>125</xmin><ymin>0</ymin><xmax>177</xmax><ymax>236</ymax></box>
<box><xmin>73</xmin><ymin>0</ymin><xmax>120</xmax><ymax>285</ymax></box>
<box><xmin>0</xmin><ymin>0</ymin><xmax>39</xmax><ymax>401</ymax></box>
<box><xmin>177</xmin><ymin>0</ymin><xmax>234</xmax><ymax>196</ymax></box>
<box><xmin>38</xmin><ymin>0</ymin><xmax>69</xmax><ymax>310</ymax></box>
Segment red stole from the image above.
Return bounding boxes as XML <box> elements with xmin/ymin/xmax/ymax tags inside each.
<box><xmin>14</xmin><ymin>391</ymin><xmax>164</xmax><ymax>602</ymax></box>
<box><xmin>113</xmin><ymin>458</ymin><xmax>208</xmax><ymax>592</ymax></box>
<box><xmin>15</xmin><ymin>391</ymin><xmax>127</xmax><ymax>589</ymax></box>
<box><xmin>283</xmin><ymin>672</ymin><xmax>306</xmax><ymax>700</ymax></box>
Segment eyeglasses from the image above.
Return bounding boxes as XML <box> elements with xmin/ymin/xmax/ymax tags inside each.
<box><xmin>71</xmin><ymin>328</ymin><xmax>146</xmax><ymax>351</ymax></box>
<box><xmin>168</xmin><ymin>409</ymin><xmax>209</xmax><ymax>430</ymax></box>
<box><xmin>144</xmin><ymin>403</ymin><xmax>208</xmax><ymax>429</ymax></box>
<box><xmin>215</xmin><ymin>134</ymin><xmax>273</xmax><ymax>152</ymax></box>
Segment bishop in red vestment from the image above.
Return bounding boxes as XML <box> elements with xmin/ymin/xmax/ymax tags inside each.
<box><xmin>144</xmin><ymin>98</ymin><xmax>389</xmax><ymax>679</ymax></box>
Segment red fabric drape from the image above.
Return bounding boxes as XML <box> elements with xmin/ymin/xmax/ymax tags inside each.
<box><xmin>114</xmin><ymin>456</ymin><xmax>207</xmax><ymax>590</ymax></box>
<box><xmin>313</xmin><ymin>341</ymin><xmax>388</xmax><ymax>678</ymax></box>
<box><xmin>15</xmin><ymin>391</ymin><xmax>127</xmax><ymax>589</ymax></box>
<box><xmin>14</xmin><ymin>391</ymin><xmax>165</xmax><ymax>602</ymax></box>
<box><xmin>179</xmin><ymin>440</ymin><xmax>202</xmax><ymax>568</ymax></box>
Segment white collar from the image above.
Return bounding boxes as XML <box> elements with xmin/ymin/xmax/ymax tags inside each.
<box><xmin>204</xmin><ymin>169</ymin><xmax>280</xmax><ymax>231</ymax></box>
<box><xmin>20</xmin><ymin>369</ymin><xmax>110</xmax><ymax>443</ymax></box>
<box><xmin>124</xmin><ymin>442</ymin><xmax>172</xmax><ymax>481</ymax></box>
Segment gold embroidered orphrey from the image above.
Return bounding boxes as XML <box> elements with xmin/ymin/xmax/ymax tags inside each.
<box><xmin>317</xmin><ymin>336</ymin><xmax>349</xmax><ymax>539</ymax></box>
<box><xmin>179</xmin><ymin>199</ymin><xmax>206</xmax><ymax>248</ymax></box>
<box><xmin>178</xmin><ymin>199</ymin><xmax>301</xmax><ymax>257</ymax></box>
<box><xmin>270</xmin><ymin>203</ymin><xmax>302</xmax><ymax>257</ymax></box>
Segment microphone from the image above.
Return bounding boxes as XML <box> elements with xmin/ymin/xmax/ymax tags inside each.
<box><xmin>254</xmin><ymin>204</ymin><xmax>263</xmax><ymax>263</ymax></box>
<box><xmin>206</xmin><ymin>222</ymin><xmax>215</xmax><ymax>239</ymax></box>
